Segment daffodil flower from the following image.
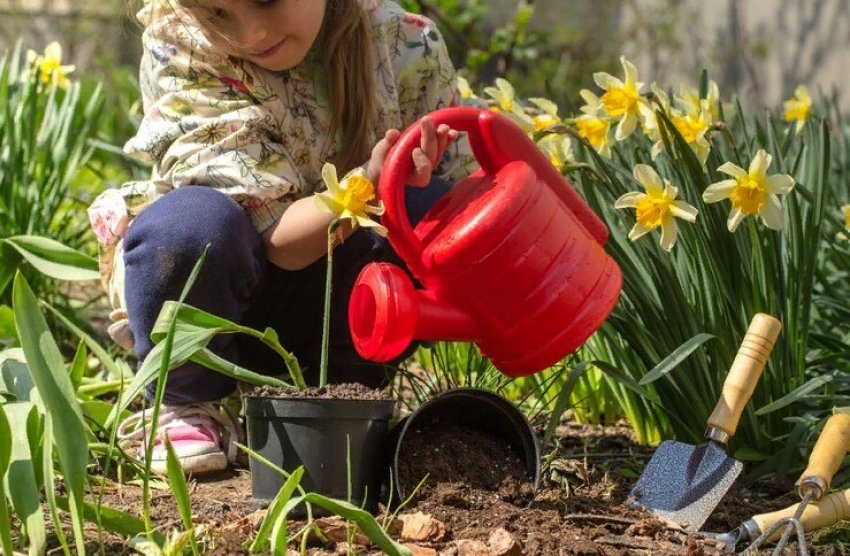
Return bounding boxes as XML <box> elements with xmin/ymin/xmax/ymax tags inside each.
<box><xmin>615</xmin><ymin>164</ymin><xmax>698</xmax><ymax>251</ymax></box>
<box><xmin>457</xmin><ymin>76</ymin><xmax>477</xmax><ymax>100</ymax></box>
<box><xmin>575</xmin><ymin>115</ymin><xmax>614</xmax><ymax>158</ymax></box>
<box><xmin>537</xmin><ymin>133</ymin><xmax>574</xmax><ymax>169</ymax></box>
<box><xmin>528</xmin><ymin>98</ymin><xmax>561</xmax><ymax>132</ymax></box>
<box><xmin>483</xmin><ymin>78</ymin><xmax>517</xmax><ymax>113</ymax></box>
<box><xmin>578</xmin><ymin>89</ymin><xmax>605</xmax><ymax>117</ymax></box>
<box><xmin>841</xmin><ymin>204</ymin><xmax>850</xmax><ymax>228</ymax></box>
<box><xmin>783</xmin><ymin>85</ymin><xmax>812</xmax><ymax>134</ymax></box>
<box><xmin>315</xmin><ymin>163</ymin><xmax>387</xmax><ymax>236</ymax></box>
<box><xmin>593</xmin><ymin>55</ymin><xmax>653</xmax><ymax>141</ymax></box>
<box><xmin>677</xmin><ymin>80</ymin><xmax>720</xmax><ymax>122</ymax></box>
<box><xmin>650</xmin><ymin>105</ymin><xmax>713</xmax><ymax>166</ymax></box>
<box><xmin>702</xmin><ymin>149</ymin><xmax>795</xmax><ymax>232</ymax></box>
<box><xmin>26</xmin><ymin>41</ymin><xmax>75</xmax><ymax>89</ymax></box>
<box><xmin>643</xmin><ymin>82</ymin><xmax>672</xmax><ymax>143</ymax></box>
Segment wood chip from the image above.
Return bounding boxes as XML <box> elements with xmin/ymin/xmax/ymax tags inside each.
<box><xmin>400</xmin><ymin>511</ymin><xmax>447</xmax><ymax>542</ymax></box>
<box><xmin>314</xmin><ymin>516</ymin><xmax>369</xmax><ymax>544</ymax></box>
<box><xmin>488</xmin><ymin>528</ymin><xmax>522</xmax><ymax>556</ymax></box>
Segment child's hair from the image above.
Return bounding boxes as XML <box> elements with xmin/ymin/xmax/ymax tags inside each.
<box><xmin>135</xmin><ymin>0</ymin><xmax>377</xmax><ymax>174</ymax></box>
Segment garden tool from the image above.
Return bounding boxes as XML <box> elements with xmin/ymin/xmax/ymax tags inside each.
<box><xmin>348</xmin><ymin>107</ymin><xmax>622</xmax><ymax>377</ymax></box>
<box><xmin>628</xmin><ymin>313</ymin><xmax>782</xmax><ymax>532</ymax></box>
<box><xmin>701</xmin><ymin>488</ymin><xmax>850</xmax><ymax>554</ymax></box>
<box><xmin>742</xmin><ymin>412</ymin><xmax>850</xmax><ymax>555</ymax></box>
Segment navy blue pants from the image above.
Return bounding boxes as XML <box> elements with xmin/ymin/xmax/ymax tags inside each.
<box><xmin>123</xmin><ymin>181</ymin><xmax>449</xmax><ymax>405</ymax></box>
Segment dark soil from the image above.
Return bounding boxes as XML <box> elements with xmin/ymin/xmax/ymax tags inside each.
<box><xmin>247</xmin><ymin>382</ymin><xmax>391</xmax><ymax>400</ymax></box>
<box><xmin>49</xmin><ymin>413</ymin><xmax>848</xmax><ymax>555</ymax></box>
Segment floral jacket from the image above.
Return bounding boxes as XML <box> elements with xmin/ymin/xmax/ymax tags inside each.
<box><xmin>88</xmin><ymin>0</ymin><xmax>477</xmax><ymax>349</ymax></box>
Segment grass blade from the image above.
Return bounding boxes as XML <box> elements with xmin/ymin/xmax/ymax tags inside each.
<box><xmin>638</xmin><ymin>333</ymin><xmax>715</xmax><ymax>385</ymax></box>
<box><xmin>0</xmin><ymin>404</ymin><xmax>15</xmax><ymax>556</ymax></box>
<box><xmin>164</xmin><ymin>436</ymin><xmax>199</xmax><ymax>555</ymax></box>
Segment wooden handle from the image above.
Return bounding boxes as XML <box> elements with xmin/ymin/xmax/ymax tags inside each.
<box><xmin>799</xmin><ymin>413</ymin><xmax>850</xmax><ymax>499</ymax></box>
<box><xmin>707</xmin><ymin>314</ymin><xmax>781</xmax><ymax>437</ymax></box>
<box><xmin>752</xmin><ymin>488</ymin><xmax>850</xmax><ymax>542</ymax></box>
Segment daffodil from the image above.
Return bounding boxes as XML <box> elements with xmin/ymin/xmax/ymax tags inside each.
<box><xmin>677</xmin><ymin>80</ymin><xmax>720</xmax><ymax>122</ymax></box>
<box><xmin>537</xmin><ymin>133</ymin><xmax>574</xmax><ymax>169</ymax></box>
<box><xmin>614</xmin><ymin>165</ymin><xmax>698</xmax><ymax>251</ymax></box>
<box><xmin>457</xmin><ymin>76</ymin><xmax>477</xmax><ymax>100</ymax></box>
<box><xmin>315</xmin><ymin>163</ymin><xmax>387</xmax><ymax>235</ymax></box>
<box><xmin>575</xmin><ymin>115</ymin><xmax>614</xmax><ymax>158</ymax></box>
<box><xmin>702</xmin><ymin>149</ymin><xmax>795</xmax><ymax>232</ymax></box>
<box><xmin>643</xmin><ymin>82</ymin><xmax>672</xmax><ymax>142</ymax></box>
<box><xmin>483</xmin><ymin>78</ymin><xmax>517</xmax><ymax>113</ymax></box>
<box><xmin>783</xmin><ymin>85</ymin><xmax>812</xmax><ymax>134</ymax></box>
<box><xmin>841</xmin><ymin>204</ymin><xmax>850</xmax><ymax>228</ymax></box>
<box><xmin>26</xmin><ymin>41</ymin><xmax>75</xmax><ymax>89</ymax></box>
<box><xmin>578</xmin><ymin>89</ymin><xmax>605</xmax><ymax>117</ymax></box>
<box><xmin>651</xmin><ymin>105</ymin><xmax>713</xmax><ymax>166</ymax></box>
<box><xmin>528</xmin><ymin>98</ymin><xmax>561</xmax><ymax>132</ymax></box>
<box><xmin>593</xmin><ymin>55</ymin><xmax>653</xmax><ymax>140</ymax></box>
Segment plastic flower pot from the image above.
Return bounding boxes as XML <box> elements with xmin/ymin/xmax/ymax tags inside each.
<box><xmin>391</xmin><ymin>387</ymin><xmax>541</xmax><ymax>501</ymax></box>
<box><xmin>244</xmin><ymin>395</ymin><xmax>395</xmax><ymax>515</ymax></box>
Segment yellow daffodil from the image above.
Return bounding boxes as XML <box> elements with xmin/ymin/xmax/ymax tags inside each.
<box><xmin>315</xmin><ymin>163</ymin><xmax>387</xmax><ymax>236</ymax></box>
<box><xmin>537</xmin><ymin>133</ymin><xmax>574</xmax><ymax>169</ymax></box>
<box><xmin>575</xmin><ymin>115</ymin><xmax>614</xmax><ymax>158</ymax></box>
<box><xmin>457</xmin><ymin>76</ymin><xmax>477</xmax><ymax>100</ymax></box>
<box><xmin>783</xmin><ymin>85</ymin><xmax>812</xmax><ymax>134</ymax></box>
<box><xmin>702</xmin><ymin>149</ymin><xmax>795</xmax><ymax>232</ymax></box>
<box><xmin>528</xmin><ymin>98</ymin><xmax>561</xmax><ymax>132</ymax></box>
<box><xmin>614</xmin><ymin>164</ymin><xmax>698</xmax><ymax>251</ymax></box>
<box><xmin>483</xmin><ymin>78</ymin><xmax>517</xmax><ymax>113</ymax></box>
<box><xmin>593</xmin><ymin>55</ymin><xmax>653</xmax><ymax>141</ymax></box>
<box><xmin>842</xmin><ymin>204</ymin><xmax>850</xmax><ymax>228</ymax></box>
<box><xmin>651</xmin><ymin>105</ymin><xmax>712</xmax><ymax>166</ymax></box>
<box><xmin>677</xmin><ymin>80</ymin><xmax>720</xmax><ymax>122</ymax></box>
<box><xmin>26</xmin><ymin>41</ymin><xmax>75</xmax><ymax>89</ymax></box>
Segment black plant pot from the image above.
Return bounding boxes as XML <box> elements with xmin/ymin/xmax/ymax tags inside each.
<box><xmin>391</xmin><ymin>387</ymin><xmax>541</xmax><ymax>501</ymax></box>
<box><xmin>244</xmin><ymin>395</ymin><xmax>395</xmax><ymax>515</ymax></box>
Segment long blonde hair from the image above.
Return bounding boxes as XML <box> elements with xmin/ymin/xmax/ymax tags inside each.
<box><xmin>136</xmin><ymin>0</ymin><xmax>377</xmax><ymax>174</ymax></box>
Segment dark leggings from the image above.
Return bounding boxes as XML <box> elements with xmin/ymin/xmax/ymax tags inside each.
<box><xmin>123</xmin><ymin>180</ymin><xmax>449</xmax><ymax>404</ymax></box>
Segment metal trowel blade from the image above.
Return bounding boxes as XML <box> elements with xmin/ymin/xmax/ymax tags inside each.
<box><xmin>628</xmin><ymin>440</ymin><xmax>742</xmax><ymax>532</ymax></box>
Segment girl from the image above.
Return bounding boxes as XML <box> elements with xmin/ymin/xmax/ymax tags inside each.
<box><xmin>89</xmin><ymin>0</ymin><xmax>477</xmax><ymax>474</ymax></box>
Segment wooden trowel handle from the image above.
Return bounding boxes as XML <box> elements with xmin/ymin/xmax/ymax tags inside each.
<box><xmin>751</xmin><ymin>488</ymin><xmax>850</xmax><ymax>542</ymax></box>
<box><xmin>707</xmin><ymin>313</ymin><xmax>781</xmax><ymax>439</ymax></box>
<box><xmin>799</xmin><ymin>413</ymin><xmax>850</xmax><ymax>499</ymax></box>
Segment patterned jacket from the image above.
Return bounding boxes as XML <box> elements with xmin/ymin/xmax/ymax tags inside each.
<box><xmin>88</xmin><ymin>0</ymin><xmax>477</xmax><ymax>348</ymax></box>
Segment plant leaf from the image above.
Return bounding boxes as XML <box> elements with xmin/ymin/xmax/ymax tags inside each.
<box><xmin>3</xmin><ymin>236</ymin><xmax>99</xmax><ymax>281</ymax></box>
<box><xmin>0</xmin><ymin>405</ymin><xmax>15</xmax><ymax>556</ymax></box>
<box><xmin>755</xmin><ymin>376</ymin><xmax>834</xmax><ymax>415</ymax></box>
<box><xmin>639</xmin><ymin>333</ymin><xmax>715</xmax><ymax>385</ymax></box>
<box><xmin>164</xmin><ymin>436</ymin><xmax>199</xmax><ymax>556</ymax></box>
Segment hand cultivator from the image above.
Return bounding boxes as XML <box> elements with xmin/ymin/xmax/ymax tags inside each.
<box><xmin>741</xmin><ymin>413</ymin><xmax>850</xmax><ymax>555</ymax></box>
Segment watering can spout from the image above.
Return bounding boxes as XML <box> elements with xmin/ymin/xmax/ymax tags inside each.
<box><xmin>349</xmin><ymin>263</ymin><xmax>480</xmax><ymax>363</ymax></box>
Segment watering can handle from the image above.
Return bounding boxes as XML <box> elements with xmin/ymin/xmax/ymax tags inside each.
<box><xmin>379</xmin><ymin>107</ymin><xmax>609</xmax><ymax>273</ymax></box>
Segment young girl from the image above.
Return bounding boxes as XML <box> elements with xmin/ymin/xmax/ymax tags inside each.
<box><xmin>88</xmin><ymin>0</ymin><xmax>477</xmax><ymax>474</ymax></box>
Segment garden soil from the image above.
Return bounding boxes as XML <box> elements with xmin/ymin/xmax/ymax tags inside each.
<box><xmin>48</xmin><ymin>414</ymin><xmax>847</xmax><ymax>555</ymax></box>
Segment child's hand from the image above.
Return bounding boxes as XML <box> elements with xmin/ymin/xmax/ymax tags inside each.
<box><xmin>365</xmin><ymin>129</ymin><xmax>401</xmax><ymax>186</ymax></box>
<box><xmin>409</xmin><ymin>115</ymin><xmax>458</xmax><ymax>188</ymax></box>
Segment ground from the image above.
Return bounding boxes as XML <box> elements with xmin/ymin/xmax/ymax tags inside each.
<box><xmin>62</xmin><ymin>414</ymin><xmax>847</xmax><ymax>555</ymax></box>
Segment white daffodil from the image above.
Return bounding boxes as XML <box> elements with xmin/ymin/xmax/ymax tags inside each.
<box><xmin>615</xmin><ymin>164</ymin><xmax>698</xmax><ymax>251</ymax></box>
<box><xmin>457</xmin><ymin>76</ymin><xmax>477</xmax><ymax>100</ymax></box>
<box><xmin>593</xmin><ymin>55</ymin><xmax>653</xmax><ymax>140</ymax></box>
<box><xmin>578</xmin><ymin>89</ymin><xmax>605</xmax><ymax>117</ymax></box>
<box><xmin>783</xmin><ymin>85</ymin><xmax>812</xmax><ymax>135</ymax></box>
<box><xmin>26</xmin><ymin>41</ymin><xmax>75</xmax><ymax>89</ymax></box>
<box><xmin>677</xmin><ymin>80</ymin><xmax>720</xmax><ymax>122</ymax></box>
<box><xmin>315</xmin><ymin>163</ymin><xmax>387</xmax><ymax>235</ymax></box>
<box><xmin>537</xmin><ymin>133</ymin><xmax>574</xmax><ymax>169</ymax></box>
<box><xmin>650</xmin><ymin>104</ymin><xmax>713</xmax><ymax>166</ymax></box>
<box><xmin>483</xmin><ymin>77</ymin><xmax>517</xmax><ymax>112</ymax></box>
<box><xmin>702</xmin><ymin>149</ymin><xmax>796</xmax><ymax>232</ymax></box>
<box><xmin>643</xmin><ymin>82</ymin><xmax>672</xmax><ymax>144</ymax></box>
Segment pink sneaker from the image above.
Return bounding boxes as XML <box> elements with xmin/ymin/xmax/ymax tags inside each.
<box><xmin>118</xmin><ymin>402</ymin><xmax>242</xmax><ymax>475</ymax></box>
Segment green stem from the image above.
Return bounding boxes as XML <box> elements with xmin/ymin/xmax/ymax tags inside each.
<box><xmin>320</xmin><ymin>219</ymin><xmax>339</xmax><ymax>388</ymax></box>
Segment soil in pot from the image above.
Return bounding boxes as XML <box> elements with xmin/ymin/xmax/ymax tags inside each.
<box><xmin>396</xmin><ymin>422</ymin><xmax>536</xmax><ymax>507</ymax></box>
<box><xmin>246</xmin><ymin>382</ymin><xmax>391</xmax><ymax>400</ymax></box>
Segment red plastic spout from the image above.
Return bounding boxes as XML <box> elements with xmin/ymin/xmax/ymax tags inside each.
<box><xmin>349</xmin><ymin>263</ymin><xmax>481</xmax><ymax>362</ymax></box>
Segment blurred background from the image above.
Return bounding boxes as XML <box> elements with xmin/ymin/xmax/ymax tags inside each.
<box><xmin>1</xmin><ymin>0</ymin><xmax>847</xmax><ymax>112</ymax></box>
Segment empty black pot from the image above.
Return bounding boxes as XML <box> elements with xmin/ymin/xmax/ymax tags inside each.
<box><xmin>391</xmin><ymin>387</ymin><xmax>541</xmax><ymax>500</ymax></box>
<box><xmin>244</xmin><ymin>396</ymin><xmax>395</xmax><ymax>515</ymax></box>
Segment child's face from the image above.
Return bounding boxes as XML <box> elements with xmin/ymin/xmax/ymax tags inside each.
<box><xmin>191</xmin><ymin>0</ymin><xmax>327</xmax><ymax>71</ymax></box>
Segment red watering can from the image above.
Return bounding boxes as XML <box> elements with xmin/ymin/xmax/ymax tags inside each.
<box><xmin>349</xmin><ymin>107</ymin><xmax>622</xmax><ymax>377</ymax></box>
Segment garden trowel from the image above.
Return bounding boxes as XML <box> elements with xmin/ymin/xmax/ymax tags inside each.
<box><xmin>629</xmin><ymin>313</ymin><xmax>782</xmax><ymax>532</ymax></box>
